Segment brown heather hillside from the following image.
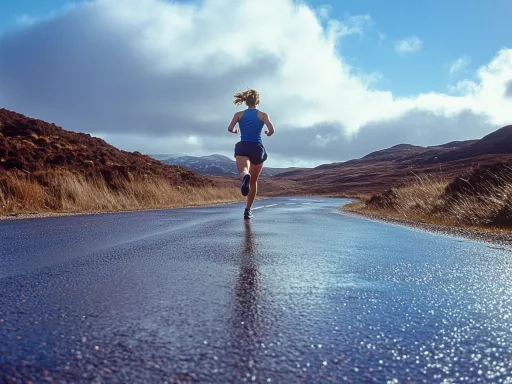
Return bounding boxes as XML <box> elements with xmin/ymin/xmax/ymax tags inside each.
<box><xmin>0</xmin><ymin>109</ymin><xmax>242</xmax><ymax>215</ymax></box>
<box><xmin>350</xmin><ymin>162</ymin><xmax>512</xmax><ymax>230</ymax></box>
<box><xmin>259</xmin><ymin>125</ymin><xmax>512</xmax><ymax>197</ymax></box>
<box><xmin>0</xmin><ymin>108</ymin><xmax>208</xmax><ymax>186</ymax></box>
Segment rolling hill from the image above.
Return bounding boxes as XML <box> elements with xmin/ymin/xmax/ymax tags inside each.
<box><xmin>259</xmin><ymin>125</ymin><xmax>512</xmax><ymax>197</ymax></box>
<box><xmin>0</xmin><ymin>109</ymin><xmax>242</xmax><ymax>215</ymax></box>
<box><xmin>0</xmin><ymin>108</ymin><xmax>208</xmax><ymax>187</ymax></box>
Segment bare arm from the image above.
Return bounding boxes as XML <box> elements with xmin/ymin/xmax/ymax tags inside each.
<box><xmin>227</xmin><ymin>112</ymin><xmax>240</xmax><ymax>134</ymax></box>
<box><xmin>262</xmin><ymin>112</ymin><xmax>275</xmax><ymax>137</ymax></box>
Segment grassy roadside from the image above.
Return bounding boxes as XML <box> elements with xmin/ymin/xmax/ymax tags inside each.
<box><xmin>342</xmin><ymin>163</ymin><xmax>512</xmax><ymax>237</ymax></box>
<box><xmin>0</xmin><ymin>170</ymin><xmax>244</xmax><ymax>217</ymax></box>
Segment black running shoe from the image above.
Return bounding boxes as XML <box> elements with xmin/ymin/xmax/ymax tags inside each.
<box><xmin>244</xmin><ymin>208</ymin><xmax>253</xmax><ymax>219</ymax></box>
<box><xmin>240</xmin><ymin>174</ymin><xmax>251</xmax><ymax>197</ymax></box>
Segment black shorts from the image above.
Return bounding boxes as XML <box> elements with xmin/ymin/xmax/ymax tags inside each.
<box><xmin>234</xmin><ymin>141</ymin><xmax>268</xmax><ymax>165</ymax></box>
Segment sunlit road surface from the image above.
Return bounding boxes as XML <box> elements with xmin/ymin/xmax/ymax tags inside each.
<box><xmin>1</xmin><ymin>197</ymin><xmax>512</xmax><ymax>383</ymax></box>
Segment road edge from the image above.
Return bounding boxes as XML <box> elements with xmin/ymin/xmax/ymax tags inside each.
<box><xmin>341</xmin><ymin>204</ymin><xmax>512</xmax><ymax>248</ymax></box>
<box><xmin>0</xmin><ymin>200</ymin><xmax>247</xmax><ymax>222</ymax></box>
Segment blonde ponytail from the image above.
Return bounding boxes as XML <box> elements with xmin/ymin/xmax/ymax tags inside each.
<box><xmin>233</xmin><ymin>89</ymin><xmax>260</xmax><ymax>107</ymax></box>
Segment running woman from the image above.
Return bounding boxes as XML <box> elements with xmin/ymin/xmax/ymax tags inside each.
<box><xmin>227</xmin><ymin>89</ymin><xmax>275</xmax><ymax>219</ymax></box>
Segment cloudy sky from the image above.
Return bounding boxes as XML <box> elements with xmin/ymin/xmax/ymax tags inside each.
<box><xmin>0</xmin><ymin>0</ymin><xmax>511</xmax><ymax>167</ymax></box>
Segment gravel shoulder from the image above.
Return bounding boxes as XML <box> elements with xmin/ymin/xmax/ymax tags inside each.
<box><xmin>342</xmin><ymin>205</ymin><xmax>512</xmax><ymax>249</ymax></box>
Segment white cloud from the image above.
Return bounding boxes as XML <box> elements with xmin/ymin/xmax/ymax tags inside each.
<box><xmin>327</xmin><ymin>14</ymin><xmax>372</xmax><ymax>39</ymax></box>
<box><xmin>449</xmin><ymin>56</ymin><xmax>470</xmax><ymax>74</ymax></box>
<box><xmin>13</xmin><ymin>3</ymin><xmax>78</xmax><ymax>27</ymax></box>
<box><xmin>0</xmin><ymin>0</ymin><xmax>510</xmax><ymax>167</ymax></box>
<box><xmin>449</xmin><ymin>79</ymin><xmax>479</xmax><ymax>95</ymax></box>
<box><xmin>316</xmin><ymin>5</ymin><xmax>331</xmax><ymax>20</ymax></box>
<box><xmin>16</xmin><ymin>14</ymin><xmax>38</xmax><ymax>26</ymax></box>
<box><xmin>395</xmin><ymin>36</ymin><xmax>423</xmax><ymax>54</ymax></box>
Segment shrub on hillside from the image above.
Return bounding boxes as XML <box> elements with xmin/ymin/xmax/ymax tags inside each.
<box><xmin>445</xmin><ymin>162</ymin><xmax>512</xmax><ymax>198</ymax></box>
<box><xmin>365</xmin><ymin>162</ymin><xmax>512</xmax><ymax>229</ymax></box>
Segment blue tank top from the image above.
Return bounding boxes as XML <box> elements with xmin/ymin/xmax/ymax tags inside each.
<box><xmin>239</xmin><ymin>109</ymin><xmax>264</xmax><ymax>144</ymax></box>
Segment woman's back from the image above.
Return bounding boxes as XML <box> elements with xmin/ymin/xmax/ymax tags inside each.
<box><xmin>227</xmin><ymin>88</ymin><xmax>275</xmax><ymax>219</ymax></box>
<box><xmin>239</xmin><ymin>109</ymin><xmax>264</xmax><ymax>144</ymax></box>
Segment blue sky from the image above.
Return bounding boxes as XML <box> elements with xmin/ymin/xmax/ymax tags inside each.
<box><xmin>1</xmin><ymin>0</ymin><xmax>510</xmax><ymax>97</ymax></box>
<box><xmin>0</xmin><ymin>0</ymin><xmax>510</xmax><ymax>166</ymax></box>
<box><xmin>307</xmin><ymin>0</ymin><xmax>511</xmax><ymax>96</ymax></box>
<box><xmin>0</xmin><ymin>0</ymin><xmax>70</xmax><ymax>26</ymax></box>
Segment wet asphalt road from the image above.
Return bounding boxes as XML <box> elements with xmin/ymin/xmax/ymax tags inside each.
<box><xmin>1</xmin><ymin>196</ymin><xmax>512</xmax><ymax>383</ymax></box>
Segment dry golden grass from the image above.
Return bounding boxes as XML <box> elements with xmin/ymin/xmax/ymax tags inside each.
<box><xmin>0</xmin><ymin>171</ymin><xmax>243</xmax><ymax>216</ymax></box>
<box><xmin>348</xmin><ymin>170</ymin><xmax>512</xmax><ymax>230</ymax></box>
<box><xmin>446</xmin><ymin>175</ymin><xmax>512</xmax><ymax>227</ymax></box>
<box><xmin>389</xmin><ymin>175</ymin><xmax>447</xmax><ymax>218</ymax></box>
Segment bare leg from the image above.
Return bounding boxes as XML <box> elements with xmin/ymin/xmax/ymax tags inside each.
<box><xmin>235</xmin><ymin>156</ymin><xmax>250</xmax><ymax>178</ymax></box>
<box><xmin>246</xmin><ymin>163</ymin><xmax>264</xmax><ymax>210</ymax></box>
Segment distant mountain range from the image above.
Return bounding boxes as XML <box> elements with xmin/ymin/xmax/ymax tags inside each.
<box><xmin>151</xmin><ymin>153</ymin><xmax>304</xmax><ymax>177</ymax></box>
<box><xmin>259</xmin><ymin>125</ymin><xmax>512</xmax><ymax>197</ymax></box>
<box><xmin>151</xmin><ymin>153</ymin><xmax>188</xmax><ymax>161</ymax></box>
